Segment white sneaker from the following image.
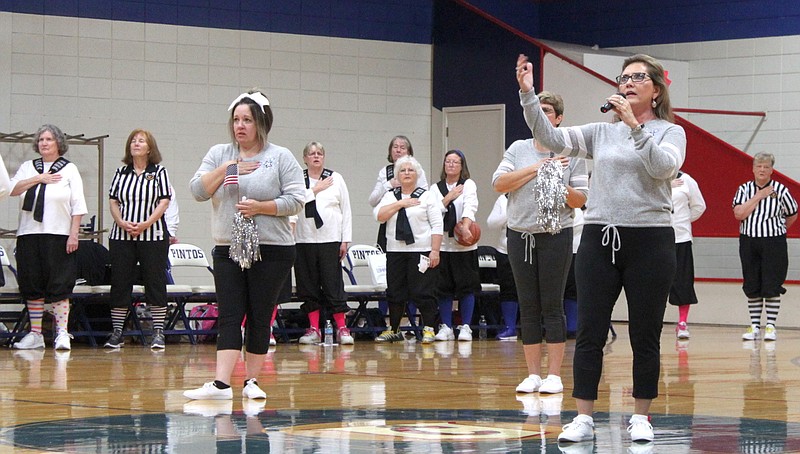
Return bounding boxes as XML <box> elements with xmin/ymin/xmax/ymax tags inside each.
<box><xmin>742</xmin><ymin>324</ymin><xmax>760</xmax><ymax>340</ymax></box>
<box><xmin>516</xmin><ymin>374</ymin><xmax>542</xmax><ymax>393</ymax></box>
<box><xmin>627</xmin><ymin>414</ymin><xmax>654</xmax><ymax>442</ymax></box>
<box><xmin>54</xmin><ymin>331</ymin><xmax>73</xmax><ymax>350</ymax></box>
<box><xmin>183</xmin><ymin>382</ymin><xmax>233</xmax><ymax>400</ymax></box>
<box><xmin>338</xmin><ymin>327</ymin><xmax>355</xmax><ymax>345</ymax></box>
<box><xmin>242</xmin><ymin>378</ymin><xmax>267</xmax><ymax>399</ymax></box>
<box><xmin>183</xmin><ymin>400</ymin><xmax>232</xmax><ymax>417</ymax></box>
<box><xmin>299</xmin><ymin>328</ymin><xmax>321</xmax><ymax>344</ymax></box>
<box><xmin>763</xmin><ymin>324</ymin><xmax>777</xmax><ymax>341</ymax></box>
<box><xmin>457</xmin><ymin>324</ymin><xmax>473</xmax><ymax>341</ymax></box>
<box><xmin>539</xmin><ymin>375</ymin><xmax>564</xmax><ymax>394</ymax></box>
<box><xmin>434</xmin><ymin>324</ymin><xmax>454</xmax><ymax>341</ymax></box>
<box><xmin>269</xmin><ymin>334</ymin><xmax>277</xmax><ymax>346</ymax></box>
<box><xmin>13</xmin><ymin>331</ymin><xmax>45</xmax><ymax>350</ymax></box>
<box><xmin>675</xmin><ymin>322</ymin><xmax>690</xmax><ymax>339</ymax></box>
<box><xmin>558</xmin><ymin>414</ymin><xmax>595</xmax><ymax>442</ymax></box>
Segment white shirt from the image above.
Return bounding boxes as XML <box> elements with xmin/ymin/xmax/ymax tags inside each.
<box><xmin>671</xmin><ymin>172</ymin><xmax>706</xmax><ymax>243</ymax></box>
<box><xmin>11</xmin><ymin>159</ymin><xmax>88</xmax><ymax>236</ymax></box>
<box><xmin>573</xmin><ymin>208</ymin><xmax>584</xmax><ymax>254</ymax></box>
<box><xmin>368</xmin><ymin>164</ymin><xmax>428</xmax><ymax>208</ymax></box>
<box><xmin>429</xmin><ymin>178</ymin><xmax>479</xmax><ymax>252</ymax></box>
<box><xmin>486</xmin><ymin>194</ymin><xmax>508</xmax><ymax>254</ymax></box>
<box><xmin>0</xmin><ymin>154</ymin><xmax>11</xmax><ymax>201</ymax></box>
<box><xmin>295</xmin><ymin>170</ymin><xmax>353</xmax><ymax>244</ymax></box>
<box><xmin>165</xmin><ymin>186</ymin><xmax>179</xmax><ymax>237</ymax></box>
<box><xmin>374</xmin><ymin>189</ymin><xmax>443</xmax><ymax>253</ymax></box>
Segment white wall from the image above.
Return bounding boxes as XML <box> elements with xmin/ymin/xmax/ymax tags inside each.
<box><xmin>614</xmin><ymin>36</ymin><xmax>800</xmax><ymax>179</ymax></box>
<box><xmin>0</xmin><ymin>12</ymin><xmax>433</xmax><ymax>285</ymax></box>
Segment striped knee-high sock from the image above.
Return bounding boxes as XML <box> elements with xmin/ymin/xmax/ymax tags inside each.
<box><xmin>110</xmin><ymin>307</ymin><xmax>128</xmax><ymax>331</ymax></box>
<box><xmin>27</xmin><ymin>300</ymin><xmax>45</xmax><ymax>333</ymax></box>
<box><xmin>764</xmin><ymin>297</ymin><xmax>780</xmax><ymax>326</ymax></box>
<box><xmin>150</xmin><ymin>306</ymin><xmax>167</xmax><ymax>330</ymax></box>
<box><xmin>747</xmin><ymin>298</ymin><xmax>763</xmax><ymax>326</ymax></box>
<box><xmin>52</xmin><ymin>299</ymin><xmax>70</xmax><ymax>333</ymax></box>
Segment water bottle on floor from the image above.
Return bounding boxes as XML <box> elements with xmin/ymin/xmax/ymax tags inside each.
<box><xmin>478</xmin><ymin>315</ymin><xmax>487</xmax><ymax>340</ymax></box>
<box><xmin>324</xmin><ymin>320</ymin><xmax>334</xmax><ymax>346</ymax></box>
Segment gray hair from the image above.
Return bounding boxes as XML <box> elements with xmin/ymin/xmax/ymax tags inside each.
<box><xmin>753</xmin><ymin>152</ymin><xmax>775</xmax><ymax>166</ymax></box>
<box><xmin>33</xmin><ymin>124</ymin><xmax>69</xmax><ymax>156</ymax></box>
<box><xmin>393</xmin><ymin>155</ymin><xmax>423</xmax><ymax>180</ymax></box>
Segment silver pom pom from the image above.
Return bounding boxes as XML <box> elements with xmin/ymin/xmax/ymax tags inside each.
<box><xmin>534</xmin><ymin>159</ymin><xmax>567</xmax><ymax>234</ymax></box>
<box><xmin>230</xmin><ymin>201</ymin><xmax>261</xmax><ymax>270</ymax></box>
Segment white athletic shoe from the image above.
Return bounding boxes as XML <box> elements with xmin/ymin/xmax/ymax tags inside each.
<box><xmin>457</xmin><ymin>324</ymin><xmax>473</xmax><ymax>341</ymax></box>
<box><xmin>242</xmin><ymin>378</ymin><xmax>267</xmax><ymax>399</ymax></box>
<box><xmin>538</xmin><ymin>375</ymin><xmax>564</xmax><ymax>394</ymax></box>
<box><xmin>183</xmin><ymin>382</ymin><xmax>233</xmax><ymax>400</ymax></box>
<box><xmin>516</xmin><ymin>374</ymin><xmax>542</xmax><ymax>393</ymax></box>
<box><xmin>627</xmin><ymin>414</ymin><xmax>654</xmax><ymax>442</ymax></box>
<box><xmin>434</xmin><ymin>324</ymin><xmax>454</xmax><ymax>341</ymax></box>
<box><xmin>13</xmin><ymin>332</ymin><xmax>45</xmax><ymax>350</ymax></box>
<box><xmin>558</xmin><ymin>414</ymin><xmax>595</xmax><ymax>442</ymax></box>
<box><xmin>54</xmin><ymin>331</ymin><xmax>73</xmax><ymax>350</ymax></box>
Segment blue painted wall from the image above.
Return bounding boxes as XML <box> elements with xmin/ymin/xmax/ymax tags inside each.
<box><xmin>3</xmin><ymin>1</ymin><xmax>799</xmax><ymax>47</ymax></box>
<box><xmin>0</xmin><ymin>0</ymin><xmax>433</xmax><ymax>44</ymax></box>
<box><xmin>432</xmin><ymin>0</ymin><xmax>543</xmax><ymax>148</ymax></box>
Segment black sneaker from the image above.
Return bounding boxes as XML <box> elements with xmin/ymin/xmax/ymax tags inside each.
<box><xmin>104</xmin><ymin>329</ymin><xmax>124</xmax><ymax>348</ymax></box>
<box><xmin>150</xmin><ymin>329</ymin><xmax>166</xmax><ymax>350</ymax></box>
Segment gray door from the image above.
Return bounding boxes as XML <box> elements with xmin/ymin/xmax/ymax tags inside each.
<box><xmin>442</xmin><ymin>104</ymin><xmax>506</xmax><ymax>233</ymax></box>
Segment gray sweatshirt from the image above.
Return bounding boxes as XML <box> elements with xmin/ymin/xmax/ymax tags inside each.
<box><xmin>520</xmin><ymin>90</ymin><xmax>686</xmax><ymax>228</ymax></box>
<box><xmin>190</xmin><ymin>142</ymin><xmax>305</xmax><ymax>245</ymax></box>
<box><xmin>492</xmin><ymin>139</ymin><xmax>589</xmax><ymax>234</ymax></box>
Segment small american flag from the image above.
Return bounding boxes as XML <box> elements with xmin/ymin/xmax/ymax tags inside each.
<box><xmin>223</xmin><ymin>163</ymin><xmax>239</xmax><ymax>186</ymax></box>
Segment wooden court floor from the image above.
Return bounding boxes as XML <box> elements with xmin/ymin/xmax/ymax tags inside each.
<box><xmin>1</xmin><ymin>324</ymin><xmax>799</xmax><ymax>453</ymax></box>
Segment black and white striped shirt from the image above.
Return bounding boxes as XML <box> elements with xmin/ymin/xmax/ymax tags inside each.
<box><xmin>109</xmin><ymin>163</ymin><xmax>172</xmax><ymax>241</ymax></box>
<box><xmin>733</xmin><ymin>179</ymin><xmax>798</xmax><ymax>237</ymax></box>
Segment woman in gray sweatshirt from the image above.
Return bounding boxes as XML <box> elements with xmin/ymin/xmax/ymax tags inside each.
<box><xmin>184</xmin><ymin>90</ymin><xmax>305</xmax><ymax>403</ymax></box>
<box><xmin>516</xmin><ymin>54</ymin><xmax>686</xmax><ymax>445</ymax></box>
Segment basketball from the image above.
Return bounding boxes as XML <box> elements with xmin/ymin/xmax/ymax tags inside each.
<box><xmin>454</xmin><ymin>221</ymin><xmax>481</xmax><ymax>247</ymax></box>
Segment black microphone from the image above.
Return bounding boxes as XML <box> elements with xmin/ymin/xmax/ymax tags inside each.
<box><xmin>600</xmin><ymin>92</ymin><xmax>626</xmax><ymax>113</ymax></box>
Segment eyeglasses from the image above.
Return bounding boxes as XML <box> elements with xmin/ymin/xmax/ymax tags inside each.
<box><xmin>444</xmin><ymin>160</ymin><xmax>461</xmax><ymax>166</ymax></box>
<box><xmin>616</xmin><ymin>72</ymin><xmax>651</xmax><ymax>84</ymax></box>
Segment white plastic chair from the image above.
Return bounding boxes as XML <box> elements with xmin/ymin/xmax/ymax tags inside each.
<box><xmin>165</xmin><ymin>243</ymin><xmax>216</xmax><ymax>343</ymax></box>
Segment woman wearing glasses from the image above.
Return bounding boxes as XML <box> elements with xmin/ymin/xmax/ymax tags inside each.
<box><xmin>429</xmin><ymin>150</ymin><xmax>480</xmax><ymax>342</ymax></box>
<box><xmin>516</xmin><ymin>54</ymin><xmax>686</xmax><ymax>445</ymax></box>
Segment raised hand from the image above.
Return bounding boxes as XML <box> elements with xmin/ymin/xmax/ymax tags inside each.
<box><xmin>516</xmin><ymin>54</ymin><xmax>534</xmax><ymax>93</ymax></box>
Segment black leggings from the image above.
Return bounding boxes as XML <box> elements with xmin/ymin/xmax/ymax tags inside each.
<box><xmin>573</xmin><ymin>225</ymin><xmax>675</xmax><ymax>401</ymax></box>
<box><xmin>213</xmin><ymin>245</ymin><xmax>295</xmax><ymax>354</ymax></box>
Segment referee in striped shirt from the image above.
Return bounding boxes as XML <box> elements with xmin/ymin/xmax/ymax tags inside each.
<box><xmin>105</xmin><ymin>129</ymin><xmax>173</xmax><ymax>350</ymax></box>
<box><xmin>733</xmin><ymin>152</ymin><xmax>798</xmax><ymax>342</ymax></box>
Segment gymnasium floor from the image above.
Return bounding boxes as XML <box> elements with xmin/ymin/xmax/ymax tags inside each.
<box><xmin>1</xmin><ymin>324</ymin><xmax>799</xmax><ymax>453</ymax></box>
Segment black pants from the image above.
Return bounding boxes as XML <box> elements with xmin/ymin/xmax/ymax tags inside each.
<box><xmin>294</xmin><ymin>242</ymin><xmax>348</xmax><ymax>314</ymax></box>
<box><xmin>386</xmin><ymin>251</ymin><xmax>437</xmax><ymax>330</ymax></box>
<box><xmin>573</xmin><ymin>225</ymin><xmax>675</xmax><ymax>401</ymax></box>
<box><xmin>739</xmin><ymin>234</ymin><xmax>788</xmax><ymax>299</ymax></box>
<box><xmin>213</xmin><ymin>245</ymin><xmax>295</xmax><ymax>354</ymax></box>
<box><xmin>16</xmin><ymin>234</ymin><xmax>77</xmax><ymax>302</ymax></box>
<box><xmin>109</xmin><ymin>239</ymin><xmax>169</xmax><ymax>308</ymax></box>
<box><xmin>507</xmin><ymin>228</ymin><xmax>572</xmax><ymax>345</ymax></box>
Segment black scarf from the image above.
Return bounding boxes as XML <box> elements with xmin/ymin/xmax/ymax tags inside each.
<box><xmin>22</xmin><ymin>157</ymin><xmax>70</xmax><ymax>222</ymax></box>
<box><xmin>437</xmin><ymin>179</ymin><xmax>465</xmax><ymax>237</ymax></box>
<box><xmin>304</xmin><ymin>168</ymin><xmax>333</xmax><ymax>229</ymax></box>
<box><xmin>394</xmin><ymin>187</ymin><xmax>426</xmax><ymax>245</ymax></box>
